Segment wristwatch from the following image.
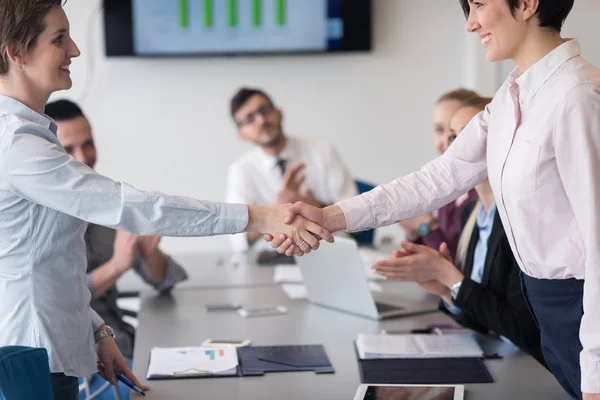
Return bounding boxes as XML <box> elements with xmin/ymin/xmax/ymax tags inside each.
<box><xmin>418</xmin><ymin>218</ymin><xmax>439</xmax><ymax>237</ymax></box>
<box><xmin>450</xmin><ymin>281</ymin><xmax>463</xmax><ymax>301</ymax></box>
<box><xmin>94</xmin><ymin>325</ymin><xmax>115</xmax><ymax>343</ymax></box>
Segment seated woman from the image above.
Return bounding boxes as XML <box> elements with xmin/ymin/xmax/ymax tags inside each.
<box><xmin>398</xmin><ymin>89</ymin><xmax>479</xmax><ymax>262</ymax></box>
<box><xmin>373</xmin><ymin>96</ymin><xmax>545</xmax><ymax>365</ymax></box>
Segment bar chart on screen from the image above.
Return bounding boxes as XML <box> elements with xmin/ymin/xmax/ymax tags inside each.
<box><xmin>132</xmin><ymin>0</ymin><xmax>328</xmax><ymax>55</ymax></box>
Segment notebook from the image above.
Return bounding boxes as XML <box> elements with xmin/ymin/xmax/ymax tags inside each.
<box><xmin>146</xmin><ymin>346</ymin><xmax>239</xmax><ymax>380</ymax></box>
<box><xmin>356</xmin><ymin>333</ymin><xmax>483</xmax><ymax>360</ymax></box>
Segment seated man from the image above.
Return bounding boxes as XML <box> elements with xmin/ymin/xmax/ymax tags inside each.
<box><xmin>45</xmin><ymin>100</ymin><xmax>189</xmax><ymax>362</ymax></box>
<box><xmin>226</xmin><ymin>87</ymin><xmax>358</xmax><ymax>252</ymax></box>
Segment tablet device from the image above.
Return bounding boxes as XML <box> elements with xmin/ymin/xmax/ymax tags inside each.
<box><xmin>237</xmin><ymin>306</ymin><xmax>287</xmax><ymax>318</ymax></box>
<box><xmin>353</xmin><ymin>384</ymin><xmax>464</xmax><ymax>400</ymax></box>
<box><xmin>201</xmin><ymin>339</ymin><xmax>251</xmax><ymax>347</ymax></box>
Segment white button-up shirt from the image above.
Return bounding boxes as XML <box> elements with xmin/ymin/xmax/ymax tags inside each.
<box><xmin>0</xmin><ymin>95</ymin><xmax>248</xmax><ymax>377</ymax></box>
<box><xmin>338</xmin><ymin>39</ymin><xmax>600</xmax><ymax>393</ymax></box>
<box><xmin>226</xmin><ymin>136</ymin><xmax>357</xmax><ymax>252</ymax></box>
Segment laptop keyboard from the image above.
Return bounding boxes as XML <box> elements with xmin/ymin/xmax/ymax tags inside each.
<box><xmin>375</xmin><ymin>302</ymin><xmax>404</xmax><ymax>313</ymax></box>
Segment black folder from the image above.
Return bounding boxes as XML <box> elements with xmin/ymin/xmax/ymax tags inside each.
<box><xmin>256</xmin><ymin>251</ymin><xmax>296</xmax><ymax>266</ymax></box>
<box><xmin>357</xmin><ymin>357</ymin><xmax>493</xmax><ymax>384</ymax></box>
<box><xmin>238</xmin><ymin>345</ymin><xmax>335</xmax><ymax>375</ymax></box>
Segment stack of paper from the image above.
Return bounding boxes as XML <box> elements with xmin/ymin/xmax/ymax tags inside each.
<box><xmin>358</xmin><ymin>248</ymin><xmax>389</xmax><ymax>280</ymax></box>
<box><xmin>280</xmin><ymin>281</ymin><xmax>383</xmax><ymax>300</ymax></box>
<box><xmin>273</xmin><ymin>265</ymin><xmax>303</xmax><ymax>283</ymax></box>
<box><xmin>147</xmin><ymin>346</ymin><xmax>238</xmax><ymax>379</ymax></box>
<box><xmin>356</xmin><ymin>333</ymin><xmax>483</xmax><ymax>360</ymax></box>
<box><xmin>281</xmin><ymin>283</ymin><xmax>308</xmax><ymax>300</ymax></box>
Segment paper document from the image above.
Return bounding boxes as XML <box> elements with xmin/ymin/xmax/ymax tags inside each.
<box><xmin>358</xmin><ymin>248</ymin><xmax>390</xmax><ymax>280</ymax></box>
<box><xmin>147</xmin><ymin>346</ymin><xmax>238</xmax><ymax>379</ymax></box>
<box><xmin>356</xmin><ymin>333</ymin><xmax>483</xmax><ymax>360</ymax></box>
<box><xmin>368</xmin><ymin>281</ymin><xmax>384</xmax><ymax>293</ymax></box>
<box><xmin>281</xmin><ymin>283</ymin><xmax>308</xmax><ymax>300</ymax></box>
<box><xmin>273</xmin><ymin>265</ymin><xmax>303</xmax><ymax>283</ymax></box>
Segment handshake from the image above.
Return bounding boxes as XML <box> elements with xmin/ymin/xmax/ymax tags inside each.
<box><xmin>246</xmin><ymin>202</ymin><xmax>349</xmax><ymax>256</ymax></box>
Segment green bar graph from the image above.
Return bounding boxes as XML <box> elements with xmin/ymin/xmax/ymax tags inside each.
<box><xmin>204</xmin><ymin>0</ymin><xmax>213</xmax><ymax>28</ymax></box>
<box><xmin>276</xmin><ymin>0</ymin><xmax>285</xmax><ymax>26</ymax></box>
<box><xmin>179</xmin><ymin>0</ymin><xmax>188</xmax><ymax>28</ymax></box>
<box><xmin>252</xmin><ymin>0</ymin><xmax>262</xmax><ymax>27</ymax></box>
<box><xmin>228</xmin><ymin>0</ymin><xmax>237</xmax><ymax>27</ymax></box>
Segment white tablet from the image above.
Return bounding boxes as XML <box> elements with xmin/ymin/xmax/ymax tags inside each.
<box><xmin>353</xmin><ymin>384</ymin><xmax>464</xmax><ymax>400</ymax></box>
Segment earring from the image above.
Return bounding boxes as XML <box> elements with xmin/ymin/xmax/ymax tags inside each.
<box><xmin>17</xmin><ymin>65</ymin><xmax>24</xmax><ymax>72</ymax></box>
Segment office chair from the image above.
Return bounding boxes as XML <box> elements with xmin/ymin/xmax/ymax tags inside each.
<box><xmin>350</xmin><ymin>179</ymin><xmax>377</xmax><ymax>245</ymax></box>
<box><xmin>0</xmin><ymin>346</ymin><xmax>53</xmax><ymax>400</ymax></box>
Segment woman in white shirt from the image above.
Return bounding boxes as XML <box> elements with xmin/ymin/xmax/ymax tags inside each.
<box><xmin>0</xmin><ymin>1</ymin><xmax>330</xmax><ymax>399</ymax></box>
<box><xmin>270</xmin><ymin>1</ymin><xmax>599</xmax><ymax>399</ymax></box>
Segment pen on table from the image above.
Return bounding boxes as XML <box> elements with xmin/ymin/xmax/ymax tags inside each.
<box><xmin>116</xmin><ymin>373</ymin><xmax>146</xmax><ymax>396</ymax></box>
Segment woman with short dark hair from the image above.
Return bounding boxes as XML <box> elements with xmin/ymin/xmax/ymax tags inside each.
<box><xmin>273</xmin><ymin>1</ymin><xmax>598</xmax><ymax>399</ymax></box>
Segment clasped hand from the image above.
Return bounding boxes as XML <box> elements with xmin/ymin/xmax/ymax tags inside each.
<box><xmin>260</xmin><ymin>201</ymin><xmax>347</xmax><ymax>256</ymax></box>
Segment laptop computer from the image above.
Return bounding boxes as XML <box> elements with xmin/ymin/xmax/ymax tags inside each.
<box><xmin>295</xmin><ymin>237</ymin><xmax>438</xmax><ymax>320</ymax></box>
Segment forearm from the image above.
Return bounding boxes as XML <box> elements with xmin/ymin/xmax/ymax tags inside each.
<box><xmin>322</xmin><ymin>205</ymin><xmax>348</xmax><ymax>232</ymax></box>
<box><xmin>142</xmin><ymin>250</ymin><xmax>167</xmax><ymax>286</ymax></box>
<box><xmin>454</xmin><ymin>278</ymin><xmax>541</xmax><ymax>352</ymax></box>
<box><xmin>336</xmin><ymin>137</ymin><xmax>488</xmax><ymax>233</ymax></box>
<box><xmin>247</xmin><ymin>231</ymin><xmax>262</xmax><ymax>246</ymax></box>
<box><xmin>89</xmin><ymin>261</ymin><xmax>123</xmax><ymax>300</ymax></box>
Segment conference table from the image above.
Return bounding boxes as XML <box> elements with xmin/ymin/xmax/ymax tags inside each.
<box><xmin>131</xmin><ymin>252</ymin><xmax>568</xmax><ymax>400</ymax></box>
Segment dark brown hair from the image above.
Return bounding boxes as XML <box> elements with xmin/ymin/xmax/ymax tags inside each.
<box><xmin>0</xmin><ymin>0</ymin><xmax>65</xmax><ymax>75</ymax></box>
<box><xmin>458</xmin><ymin>0</ymin><xmax>574</xmax><ymax>32</ymax></box>
<box><xmin>230</xmin><ymin>87</ymin><xmax>275</xmax><ymax>119</ymax></box>
<box><xmin>436</xmin><ymin>88</ymin><xmax>479</xmax><ymax>105</ymax></box>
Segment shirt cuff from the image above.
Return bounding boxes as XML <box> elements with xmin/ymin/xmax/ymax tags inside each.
<box><xmin>581</xmin><ymin>354</ymin><xmax>600</xmax><ymax>393</ymax></box>
<box><xmin>153</xmin><ymin>255</ymin><xmax>189</xmax><ymax>293</ymax></box>
<box><xmin>336</xmin><ymin>195</ymin><xmax>376</xmax><ymax>233</ymax></box>
<box><xmin>90</xmin><ymin>308</ymin><xmax>105</xmax><ymax>332</ymax></box>
<box><xmin>442</xmin><ymin>300</ymin><xmax>463</xmax><ymax>316</ymax></box>
<box><xmin>85</xmin><ymin>273</ymin><xmax>94</xmax><ymax>293</ymax></box>
<box><xmin>214</xmin><ymin>203</ymin><xmax>249</xmax><ymax>235</ymax></box>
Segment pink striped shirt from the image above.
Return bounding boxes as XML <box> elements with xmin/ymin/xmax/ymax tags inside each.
<box><xmin>337</xmin><ymin>39</ymin><xmax>600</xmax><ymax>393</ymax></box>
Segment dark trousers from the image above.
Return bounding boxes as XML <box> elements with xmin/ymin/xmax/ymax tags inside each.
<box><xmin>51</xmin><ymin>373</ymin><xmax>78</xmax><ymax>400</ymax></box>
<box><xmin>521</xmin><ymin>272</ymin><xmax>584</xmax><ymax>400</ymax></box>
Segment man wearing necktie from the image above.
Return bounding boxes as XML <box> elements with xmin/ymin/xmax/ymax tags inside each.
<box><xmin>226</xmin><ymin>87</ymin><xmax>358</xmax><ymax>253</ymax></box>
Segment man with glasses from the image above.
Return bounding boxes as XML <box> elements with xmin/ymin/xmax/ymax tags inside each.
<box><xmin>226</xmin><ymin>87</ymin><xmax>357</xmax><ymax>252</ymax></box>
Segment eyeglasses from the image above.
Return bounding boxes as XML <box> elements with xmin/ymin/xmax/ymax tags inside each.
<box><xmin>448</xmin><ymin>134</ymin><xmax>457</xmax><ymax>144</ymax></box>
<box><xmin>236</xmin><ymin>105</ymin><xmax>274</xmax><ymax>127</ymax></box>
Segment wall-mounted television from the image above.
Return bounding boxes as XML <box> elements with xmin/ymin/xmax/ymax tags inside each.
<box><xmin>103</xmin><ymin>0</ymin><xmax>372</xmax><ymax>57</ymax></box>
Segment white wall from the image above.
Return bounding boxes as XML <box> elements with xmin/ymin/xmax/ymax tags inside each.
<box><xmin>56</xmin><ymin>0</ymin><xmax>599</xmax><ymax>255</ymax></box>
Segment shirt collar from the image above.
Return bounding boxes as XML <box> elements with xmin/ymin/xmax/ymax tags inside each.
<box><xmin>0</xmin><ymin>95</ymin><xmax>57</xmax><ymax>135</ymax></box>
<box><xmin>507</xmin><ymin>39</ymin><xmax>580</xmax><ymax>98</ymax></box>
<box><xmin>257</xmin><ymin>136</ymin><xmax>296</xmax><ymax>171</ymax></box>
<box><xmin>477</xmin><ymin>202</ymin><xmax>497</xmax><ymax>229</ymax></box>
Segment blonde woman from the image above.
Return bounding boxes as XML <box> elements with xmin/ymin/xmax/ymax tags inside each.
<box><xmin>398</xmin><ymin>89</ymin><xmax>479</xmax><ymax>262</ymax></box>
